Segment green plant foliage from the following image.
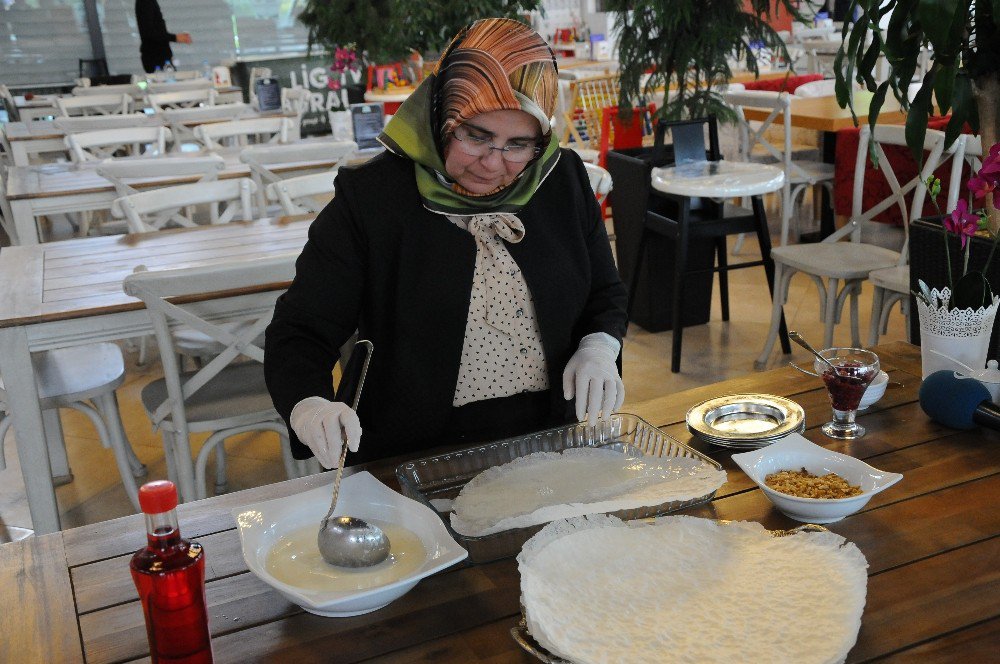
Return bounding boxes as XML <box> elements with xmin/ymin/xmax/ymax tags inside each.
<box><xmin>298</xmin><ymin>0</ymin><xmax>541</xmax><ymax>63</ymax></box>
<box><xmin>835</xmin><ymin>0</ymin><xmax>1000</xmax><ymax>164</ymax></box>
<box><xmin>606</xmin><ymin>0</ymin><xmax>804</xmax><ymax>121</ymax></box>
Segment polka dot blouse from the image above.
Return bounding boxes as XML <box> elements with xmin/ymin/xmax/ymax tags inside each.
<box><xmin>446</xmin><ymin>213</ymin><xmax>549</xmax><ymax>407</ymax></box>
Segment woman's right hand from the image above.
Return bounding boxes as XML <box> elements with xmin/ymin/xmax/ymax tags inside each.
<box><xmin>289</xmin><ymin>397</ymin><xmax>361</xmax><ymax>469</ymax></box>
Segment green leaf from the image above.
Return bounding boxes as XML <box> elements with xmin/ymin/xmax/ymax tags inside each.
<box><xmin>868</xmin><ymin>81</ymin><xmax>891</xmax><ymax>136</ymax></box>
<box><xmin>944</xmin><ymin>73</ymin><xmax>974</xmax><ymax>150</ymax></box>
<box><xmin>915</xmin><ymin>0</ymin><xmax>960</xmax><ymax>48</ymax></box>
<box><xmin>934</xmin><ymin>63</ymin><xmax>957</xmax><ymax>114</ymax></box>
<box><xmin>905</xmin><ymin>70</ymin><xmax>935</xmax><ymax>167</ymax></box>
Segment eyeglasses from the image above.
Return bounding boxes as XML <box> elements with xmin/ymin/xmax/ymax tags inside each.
<box><xmin>450</xmin><ymin>125</ymin><xmax>542</xmax><ymax>164</ymax></box>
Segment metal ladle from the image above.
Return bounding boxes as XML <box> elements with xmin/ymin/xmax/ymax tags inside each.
<box><xmin>316</xmin><ymin>340</ymin><xmax>390</xmax><ymax>568</ymax></box>
<box><xmin>788</xmin><ymin>331</ymin><xmax>845</xmax><ymax>377</ymax></box>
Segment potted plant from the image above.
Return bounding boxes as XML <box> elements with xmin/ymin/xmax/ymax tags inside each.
<box><xmin>913</xmin><ymin>144</ymin><xmax>1000</xmax><ymax>377</ymax></box>
<box><xmin>835</xmin><ymin>0</ymin><xmax>1000</xmax><ymax>229</ymax></box>
<box><xmin>606</xmin><ymin>0</ymin><xmax>805</xmax><ymax>121</ymax></box>
<box><xmin>297</xmin><ymin>0</ymin><xmax>541</xmax><ymax>65</ymax></box>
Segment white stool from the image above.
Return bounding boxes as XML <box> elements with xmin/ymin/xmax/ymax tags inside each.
<box><xmin>0</xmin><ymin>343</ymin><xmax>146</xmax><ymax>511</ymax></box>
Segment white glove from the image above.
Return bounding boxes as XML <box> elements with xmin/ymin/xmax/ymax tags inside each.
<box><xmin>289</xmin><ymin>396</ymin><xmax>362</xmax><ymax>469</ymax></box>
<box><xmin>562</xmin><ymin>333</ymin><xmax>625</xmax><ymax>427</ymax></box>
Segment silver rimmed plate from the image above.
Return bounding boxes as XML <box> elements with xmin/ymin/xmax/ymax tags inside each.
<box><xmin>686</xmin><ymin>394</ymin><xmax>805</xmax><ymax>448</ymax></box>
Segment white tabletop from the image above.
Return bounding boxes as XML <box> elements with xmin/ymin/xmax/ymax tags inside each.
<box><xmin>651</xmin><ymin>160</ymin><xmax>785</xmax><ymax>198</ymax></box>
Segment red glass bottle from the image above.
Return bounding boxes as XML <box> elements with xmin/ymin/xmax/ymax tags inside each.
<box><xmin>130</xmin><ymin>480</ymin><xmax>214</xmax><ymax>663</ymax></box>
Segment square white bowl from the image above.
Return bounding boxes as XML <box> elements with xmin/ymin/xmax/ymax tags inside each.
<box><xmin>232</xmin><ymin>471</ymin><xmax>468</xmax><ymax>617</ymax></box>
<box><xmin>732</xmin><ymin>434</ymin><xmax>902</xmax><ymax>523</ymax></box>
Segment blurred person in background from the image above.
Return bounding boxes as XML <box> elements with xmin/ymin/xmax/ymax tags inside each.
<box><xmin>135</xmin><ymin>0</ymin><xmax>192</xmax><ymax>73</ymax></box>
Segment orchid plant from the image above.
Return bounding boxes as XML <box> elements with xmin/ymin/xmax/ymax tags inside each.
<box><xmin>918</xmin><ymin>142</ymin><xmax>1000</xmax><ymax>310</ymax></box>
<box><xmin>327</xmin><ymin>45</ymin><xmax>362</xmax><ymax>92</ymax></box>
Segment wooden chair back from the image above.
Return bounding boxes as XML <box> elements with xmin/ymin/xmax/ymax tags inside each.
<box><xmin>265</xmin><ymin>170</ymin><xmax>338</xmax><ymax>214</ymax></box>
<box><xmin>55</xmin><ymin>93</ymin><xmax>131</xmax><ymax>117</ymax></box>
<box><xmin>65</xmin><ymin>126</ymin><xmax>171</xmax><ymax>162</ymax></box>
<box><xmin>194</xmin><ymin>117</ymin><xmax>292</xmax><ymax>150</ymax></box>
<box><xmin>111</xmin><ymin>178</ymin><xmax>256</xmax><ymax>232</ymax></box>
<box><xmin>147</xmin><ymin>88</ymin><xmax>215</xmax><ymax>111</ymax></box>
<box><xmin>97</xmin><ymin>154</ymin><xmax>225</xmax><ymax>196</ymax></box>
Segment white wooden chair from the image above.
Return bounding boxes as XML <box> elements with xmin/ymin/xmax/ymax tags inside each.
<box><xmin>240</xmin><ymin>140</ymin><xmax>357</xmax><ymax>211</ymax></box>
<box><xmin>111</xmin><ymin>178</ymin><xmax>256</xmax><ymax>232</ymax></box>
<box><xmin>55</xmin><ymin>93</ymin><xmax>131</xmax><ymax>117</ymax></box>
<box><xmin>281</xmin><ymin>87</ymin><xmax>310</xmax><ymax>122</ymax></box>
<box><xmin>97</xmin><ymin>154</ymin><xmax>226</xmax><ymax>196</ymax></box>
<box><xmin>147</xmin><ymin>88</ymin><xmax>216</xmax><ymax>112</ymax></box>
<box><xmin>0</xmin><ymin>343</ymin><xmax>146</xmax><ymax>511</ymax></box>
<box><xmin>122</xmin><ymin>256</ymin><xmax>316</xmax><ymax>501</ymax></box>
<box><xmin>194</xmin><ymin>116</ymin><xmax>292</xmax><ymax>150</ymax></box>
<box><xmin>147</xmin><ymin>77</ymin><xmax>212</xmax><ymax>91</ymax></box>
<box><xmin>71</xmin><ymin>83</ymin><xmax>141</xmax><ymax>97</ymax></box>
<box><xmin>53</xmin><ymin>113</ymin><xmax>154</xmax><ymax>134</ymax></box>
<box><xmin>584</xmin><ymin>162</ymin><xmax>613</xmax><ymax>206</ymax></box>
<box><xmin>868</xmin><ymin>130</ymin><xmax>969</xmax><ymax>345</ymax></box>
<box><xmin>65</xmin><ymin>126</ymin><xmax>171</xmax><ymax>162</ymax></box>
<box><xmin>723</xmin><ymin>89</ymin><xmax>835</xmax><ymax>246</ymax></box>
<box><xmin>754</xmin><ymin>126</ymin><xmax>950</xmax><ymax>368</ymax></box>
<box><xmin>265</xmin><ymin>170</ymin><xmax>338</xmax><ymax>214</ymax></box>
<box><xmin>0</xmin><ymin>84</ymin><xmax>20</xmax><ymax>122</ymax></box>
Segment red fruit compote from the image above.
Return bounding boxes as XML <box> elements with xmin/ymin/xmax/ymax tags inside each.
<box><xmin>822</xmin><ymin>360</ymin><xmax>878</xmax><ymax>411</ymax></box>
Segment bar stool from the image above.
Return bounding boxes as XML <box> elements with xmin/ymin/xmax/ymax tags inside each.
<box><xmin>627</xmin><ymin>116</ymin><xmax>792</xmax><ymax>373</ymax></box>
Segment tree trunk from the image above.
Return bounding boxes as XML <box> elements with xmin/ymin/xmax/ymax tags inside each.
<box><xmin>975</xmin><ymin>72</ymin><xmax>1000</xmax><ymax>233</ymax></box>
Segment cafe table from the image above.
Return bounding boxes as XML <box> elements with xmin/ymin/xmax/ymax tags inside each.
<box><xmin>0</xmin><ymin>216</ymin><xmax>311</xmax><ymax>535</ymax></box>
<box><xmin>2</xmin><ymin>116</ymin><xmax>165</xmax><ymax>166</ymax></box>
<box><xmin>3</xmin><ymin>146</ymin><xmax>337</xmax><ymax>245</ymax></box>
<box><xmin>3</xmin><ymin>341</ymin><xmax>998</xmax><ymax>662</ymax></box>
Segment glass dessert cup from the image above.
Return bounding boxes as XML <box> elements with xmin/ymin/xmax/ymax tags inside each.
<box><xmin>813</xmin><ymin>348</ymin><xmax>880</xmax><ymax>440</ymax></box>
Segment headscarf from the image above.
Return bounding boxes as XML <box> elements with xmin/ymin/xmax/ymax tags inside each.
<box><xmin>378</xmin><ymin>18</ymin><xmax>561</xmax><ymax>215</ymax></box>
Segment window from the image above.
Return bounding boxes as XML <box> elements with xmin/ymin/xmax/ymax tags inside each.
<box><xmin>0</xmin><ymin>0</ymin><xmax>94</xmax><ymax>87</ymax></box>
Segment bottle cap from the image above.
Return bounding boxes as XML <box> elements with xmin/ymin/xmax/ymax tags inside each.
<box><xmin>138</xmin><ymin>480</ymin><xmax>178</xmax><ymax>514</ymax></box>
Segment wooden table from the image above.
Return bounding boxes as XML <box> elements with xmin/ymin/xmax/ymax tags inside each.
<box><xmin>4</xmin><ymin>341</ymin><xmax>999</xmax><ymax>662</ymax></box>
<box><xmin>3</xmin><ymin>146</ymin><xmax>334</xmax><ymax>245</ymax></box>
<box><xmin>740</xmin><ymin>91</ymin><xmax>906</xmax><ymax>133</ymax></box>
<box><xmin>0</xmin><ymin>217</ymin><xmax>310</xmax><ymax>535</ymax></box>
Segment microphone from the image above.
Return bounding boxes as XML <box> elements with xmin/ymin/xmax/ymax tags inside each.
<box><xmin>919</xmin><ymin>370</ymin><xmax>1000</xmax><ymax>430</ymax></box>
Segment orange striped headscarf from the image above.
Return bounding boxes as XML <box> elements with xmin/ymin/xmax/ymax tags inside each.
<box><xmin>435</xmin><ymin>18</ymin><xmax>558</xmax><ymax>142</ymax></box>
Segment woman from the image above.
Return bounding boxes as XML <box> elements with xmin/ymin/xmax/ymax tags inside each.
<box><xmin>264</xmin><ymin>18</ymin><xmax>628</xmax><ymax>469</ymax></box>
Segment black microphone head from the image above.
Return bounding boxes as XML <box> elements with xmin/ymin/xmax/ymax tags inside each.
<box><xmin>919</xmin><ymin>370</ymin><xmax>991</xmax><ymax>429</ymax></box>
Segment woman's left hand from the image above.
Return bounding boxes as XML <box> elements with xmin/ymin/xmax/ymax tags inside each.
<box><xmin>563</xmin><ymin>333</ymin><xmax>625</xmax><ymax>427</ymax></box>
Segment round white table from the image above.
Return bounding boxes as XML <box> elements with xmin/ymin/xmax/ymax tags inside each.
<box><xmin>650</xmin><ymin>159</ymin><xmax>785</xmax><ymax>198</ymax></box>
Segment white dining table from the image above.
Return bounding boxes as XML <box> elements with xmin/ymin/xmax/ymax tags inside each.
<box><xmin>3</xmin><ymin>146</ymin><xmax>338</xmax><ymax>245</ymax></box>
<box><xmin>0</xmin><ymin>216</ymin><xmax>311</xmax><ymax>535</ymax></box>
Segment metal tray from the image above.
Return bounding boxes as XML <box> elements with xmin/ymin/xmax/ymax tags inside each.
<box><xmin>395</xmin><ymin>413</ymin><xmax>722</xmax><ymax>564</ymax></box>
<box><xmin>686</xmin><ymin>393</ymin><xmax>805</xmax><ymax>448</ymax></box>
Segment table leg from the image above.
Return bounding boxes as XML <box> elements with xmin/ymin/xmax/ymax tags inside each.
<box><xmin>820</xmin><ymin>130</ymin><xmax>837</xmax><ymax>238</ymax></box>
<box><xmin>0</xmin><ymin>326</ymin><xmax>60</xmax><ymax>534</ymax></box>
<box><xmin>8</xmin><ymin>198</ymin><xmax>39</xmax><ymax>246</ymax></box>
<box><xmin>10</xmin><ymin>141</ymin><xmax>30</xmax><ymax>167</ymax></box>
<box><xmin>42</xmin><ymin>410</ymin><xmax>73</xmax><ymax>486</ymax></box>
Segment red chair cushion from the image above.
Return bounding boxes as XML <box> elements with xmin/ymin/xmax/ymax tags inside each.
<box><xmin>742</xmin><ymin>74</ymin><xmax>824</xmax><ymax>94</ymax></box>
<box><xmin>833</xmin><ymin>116</ymin><xmax>972</xmax><ymax>225</ymax></box>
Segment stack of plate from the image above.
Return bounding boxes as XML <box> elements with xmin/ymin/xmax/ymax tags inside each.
<box><xmin>685</xmin><ymin>394</ymin><xmax>805</xmax><ymax>448</ymax></box>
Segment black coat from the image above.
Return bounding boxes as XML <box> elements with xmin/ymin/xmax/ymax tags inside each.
<box><xmin>264</xmin><ymin>148</ymin><xmax>628</xmax><ymax>463</ymax></box>
<box><xmin>135</xmin><ymin>0</ymin><xmax>175</xmax><ymax>73</ymax></box>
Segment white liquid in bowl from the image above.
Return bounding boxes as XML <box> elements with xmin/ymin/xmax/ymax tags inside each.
<box><xmin>265</xmin><ymin>520</ymin><xmax>426</xmax><ymax>592</ymax></box>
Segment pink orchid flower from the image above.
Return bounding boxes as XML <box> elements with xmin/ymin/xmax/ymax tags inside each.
<box><xmin>946</xmin><ymin>199</ymin><xmax>979</xmax><ymax>248</ymax></box>
<box><xmin>969</xmin><ymin>174</ymin><xmax>996</xmax><ymax>202</ymax></box>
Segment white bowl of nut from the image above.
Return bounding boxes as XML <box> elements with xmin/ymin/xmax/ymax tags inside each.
<box><xmin>731</xmin><ymin>434</ymin><xmax>902</xmax><ymax>523</ymax></box>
